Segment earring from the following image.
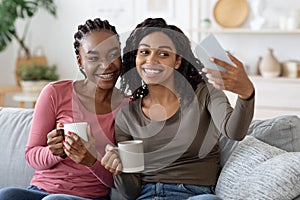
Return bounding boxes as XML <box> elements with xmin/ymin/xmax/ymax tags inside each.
<box><xmin>142</xmin><ymin>81</ymin><xmax>147</xmax><ymax>89</ymax></box>
<box><xmin>79</xmin><ymin>66</ymin><xmax>87</xmax><ymax>79</ymax></box>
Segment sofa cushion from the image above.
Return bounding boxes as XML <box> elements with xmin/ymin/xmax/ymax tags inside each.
<box><xmin>216</xmin><ymin>136</ymin><xmax>300</xmax><ymax>200</ymax></box>
<box><xmin>249</xmin><ymin>115</ymin><xmax>300</xmax><ymax>152</ymax></box>
<box><xmin>219</xmin><ymin>115</ymin><xmax>300</xmax><ymax>167</ymax></box>
<box><xmin>0</xmin><ymin>107</ymin><xmax>35</xmax><ymax>188</ymax></box>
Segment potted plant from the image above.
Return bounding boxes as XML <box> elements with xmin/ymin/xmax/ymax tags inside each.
<box><xmin>17</xmin><ymin>63</ymin><xmax>59</xmax><ymax>93</ymax></box>
<box><xmin>0</xmin><ymin>0</ymin><xmax>57</xmax><ymax>58</ymax></box>
<box><xmin>0</xmin><ymin>0</ymin><xmax>57</xmax><ymax>87</ymax></box>
<box><xmin>201</xmin><ymin>18</ymin><xmax>212</xmax><ymax>29</ymax></box>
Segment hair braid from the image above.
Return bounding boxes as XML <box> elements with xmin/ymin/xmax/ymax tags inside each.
<box><xmin>73</xmin><ymin>18</ymin><xmax>119</xmax><ymax>78</ymax></box>
<box><xmin>73</xmin><ymin>18</ymin><xmax>119</xmax><ymax>56</ymax></box>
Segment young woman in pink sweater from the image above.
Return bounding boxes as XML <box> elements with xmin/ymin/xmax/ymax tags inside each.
<box><xmin>0</xmin><ymin>18</ymin><xmax>127</xmax><ymax>200</ymax></box>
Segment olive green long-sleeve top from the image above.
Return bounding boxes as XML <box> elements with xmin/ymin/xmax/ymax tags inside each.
<box><xmin>114</xmin><ymin>82</ymin><xmax>255</xmax><ymax>200</ymax></box>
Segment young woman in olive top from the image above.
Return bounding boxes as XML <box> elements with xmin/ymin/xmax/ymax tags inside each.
<box><xmin>102</xmin><ymin>18</ymin><xmax>255</xmax><ymax>200</ymax></box>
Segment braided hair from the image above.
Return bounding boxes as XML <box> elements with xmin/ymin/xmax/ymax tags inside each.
<box><xmin>120</xmin><ymin>18</ymin><xmax>205</xmax><ymax>104</ymax></box>
<box><xmin>73</xmin><ymin>18</ymin><xmax>119</xmax><ymax>77</ymax></box>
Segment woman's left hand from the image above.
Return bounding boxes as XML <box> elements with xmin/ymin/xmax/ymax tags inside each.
<box><xmin>101</xmin><ymin>144</ymin><xmax>122</xmax><ymax>175</ymax></box>
<box><xmin>63</xmin><ymin>125</ymin><xmax>97</xmax><ymax>167</ymax></box>
<box><xmin>202</xmin><ymin>52</ymin><xmax>254</xmax><ymax>100</ymax></box>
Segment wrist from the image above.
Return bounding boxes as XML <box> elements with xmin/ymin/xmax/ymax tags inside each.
<box><xmin>239</xmin><ymin>89</ymin><xmax>255</xmax><ymax>100</ymax></box>
<box><xmin>87</xmin><ymin>157</ymin><xmax>97</xmax><ymax>167</ymax></box>
<box><xmin>60</xmin><ymin>154</ymin><xmax>67</xmax><ymax>159</ymax></box>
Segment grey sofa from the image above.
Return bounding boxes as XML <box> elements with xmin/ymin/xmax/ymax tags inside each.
<box><xmin>0</xmin><ymin>107</ymin><xmax>299</xmax><ymax>200</ymax></box>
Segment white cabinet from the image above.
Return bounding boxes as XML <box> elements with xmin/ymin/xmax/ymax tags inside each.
<box><xmin>225</xmin><ymin>76</ymin><xmax>300</xmax><ymax>120</ymax></box>
<box><xmin>193</xmin><ymin>28</ymin><xmax>300</xmax><ymax>39</ymax></box>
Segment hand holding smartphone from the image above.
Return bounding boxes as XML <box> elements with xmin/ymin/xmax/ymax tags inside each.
<box><xmin>195</xmin><ymin>34</ymin><xmax>234</xmax><ymax>72</ymax></box>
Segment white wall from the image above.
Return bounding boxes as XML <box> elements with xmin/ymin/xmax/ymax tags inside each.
<box><xmin>0</xmin><ymin>0</ymin><xmax>191</xmax><ymax>88</ymax></box>
<box><xmin>1</xmin><ymin>0</ymin><xmax>299</xmax><ymax>106</ymax></box>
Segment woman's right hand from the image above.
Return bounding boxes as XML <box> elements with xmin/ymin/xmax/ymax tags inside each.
<box><xmin>101</xmin><ymin>144</ymin><xmax>122</xmax><ymax>175</ymax></box>
<box><xmin>47</xmin><ymin>123</ymin><xmax>66</xmax><ymax>157</ymax></box>
<box><xmin>202</xmin><ymin>53</ymin><xmax>254</xmax><ymax>100</ymax></box>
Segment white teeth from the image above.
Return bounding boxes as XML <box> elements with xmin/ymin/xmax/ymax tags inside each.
<box><xmin>144</xmin><ymin>69</ymin><xmax>161</xmax><ymax>74</ymax></box>
<box><xmin>98</xmin><ymin>72</ymin><xmax>115</xmax><ymax>79</ymax></box>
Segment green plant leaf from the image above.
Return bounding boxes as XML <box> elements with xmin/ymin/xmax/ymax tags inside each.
<box><xmin>17</xmin><ymin>63</ymin><xmax>59</xmax><ymax>81</ymax></box>
<box><xmin>0</xmin><ymin>0</ymin><xmax>56</xmax><ymax>53</ymax></box>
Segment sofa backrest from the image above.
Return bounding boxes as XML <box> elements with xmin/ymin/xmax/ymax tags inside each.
<box><xmin>0</xmin><ymin>107</ymin><xmax>35</xmax><ymax>188</ymax></box>
<box><xmin>219</xmin><ymin>115</ymin><xmax>300</xmax><ymax>167</ymax></box>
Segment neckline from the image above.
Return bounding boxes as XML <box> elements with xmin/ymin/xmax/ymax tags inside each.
<box><xmin>72</xmin><ymin>80</ymin><xmax>127</xmax><ymax>117</ymax></box>
<box><xmin>137</xmin><ymin>98</ymin><xmax>180</xmax><ymax>123</ymax></box>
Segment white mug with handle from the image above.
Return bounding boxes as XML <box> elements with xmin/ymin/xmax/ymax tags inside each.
<box><xmin>64</xmin><ymin>122</ymin><xmax>88</xmax><ymax>142</ymax></box>
<box><xmin>116</xmin><ymin>140</ymin><xmax>144</xmax><ymax>173</ymax></box>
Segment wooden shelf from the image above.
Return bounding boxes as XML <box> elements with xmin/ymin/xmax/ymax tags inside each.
<box><xmin>250</xmin><ymin>75</ymin><xmax>300</xmax><ymax>83</ymax></box>
<box><xmin>13</xmin><ymin>93</ymin><xmax>38</xmax><ymax>108</ymax></box>
<box><xmin>0</xmin><ymin>86</ymin><xmax>22</xmax><ymax>107</ymax></box>
<box><xmin>189</xmin><ymin>28</ymin><xmax>300</xmax><ymax>34</ymax></box>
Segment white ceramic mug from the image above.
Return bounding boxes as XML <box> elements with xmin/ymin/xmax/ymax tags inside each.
<box><xmin>64</xmin><ymin>122</ymin><xmax>88</xmax><ymax>142</ymax></box>
<box><xmin>117</xmin><ymin>140</ymin><xmax>144</xmax><ymax>173</ymax></box>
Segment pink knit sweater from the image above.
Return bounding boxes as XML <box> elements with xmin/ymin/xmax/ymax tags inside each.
<box><xmin>25</xmin><ymin>80</ymin><xmax>127</xmax><ymax>198</ymax></box>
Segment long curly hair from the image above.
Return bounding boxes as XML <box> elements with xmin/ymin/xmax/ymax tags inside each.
<box><xmin>120</xmin><ymin>18</ymin><xmax>205</xmax><ymax>104</ymax></box>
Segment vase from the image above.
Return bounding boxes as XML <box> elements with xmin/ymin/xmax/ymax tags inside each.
<box><xmin>20</xmin><ymin>80</ymin><xmax>50</xmax><ymax>94</ymax></box>
<box><xmin>259</xmin><ymin>48</ymin><xmax>281</xmax><ymax>78</ymax></box>
<box><xmin>250</xmin><ymin>0</ymin><xmax>266</xmax><ymax>30</ymax></box>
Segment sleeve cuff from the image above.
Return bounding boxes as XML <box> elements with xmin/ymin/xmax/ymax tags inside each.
<box><xmin>240</xmin><ymin>89</ymin><xmax>255</xmax><ymax>101</ymax></box>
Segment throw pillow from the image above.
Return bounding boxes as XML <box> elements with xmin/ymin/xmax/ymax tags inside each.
<box><xmin>215</xmin><ymin>136</ymin><xmax>300</xmax><ymax>200</ymax></box>
<box><xmin>219</xmin><ymin>115</ymin><xmax>300</xmax><ymax>167</ymax></box>
<box><xmin>249</xmin><ymin>115</ymin><xmax>300</xmax><ymax>152</ymax></box>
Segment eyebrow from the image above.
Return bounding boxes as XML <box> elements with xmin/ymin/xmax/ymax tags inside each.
<box><xmin>86</xmin><ymin>50</ymin><xmax>98</xmax><ymax>55</ymax></box>
<box><xmin>138</xmin><ymin>43</ymin><xmax>173</xmax><ymax>51</ymax></box>
<box><xmin>87</xmin><ymin>47</ymin><xmax>119</xmax><ymax>55</ymax></box>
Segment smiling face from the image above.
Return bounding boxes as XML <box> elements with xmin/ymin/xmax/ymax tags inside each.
<box><xmin>136</xmin><ymin>32</ymin><xmax>182</xmax><ymax>87</ymax></box>
<box><xmin>78</xmin><ymin>30</ymin><xmax>121</xmax><ymax>90</ymax></box>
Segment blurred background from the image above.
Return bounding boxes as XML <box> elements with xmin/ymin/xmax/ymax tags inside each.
<box><xmin>0</xmin><ymin>0</ymin><xmax>299</xmax><ymax>119</ymax></box>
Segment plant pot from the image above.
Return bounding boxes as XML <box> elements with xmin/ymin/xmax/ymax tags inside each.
<box><xmin>15</xmin><ymin>55</ymin><xmax>48</xmax><ymax>86</ymax></box>
<box><xmin>20</xmin><ymin>80</ymin><xmax>50</xmax><ymax>94</ymax></box>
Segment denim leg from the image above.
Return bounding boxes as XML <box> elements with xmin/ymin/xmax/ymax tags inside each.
<box><xmin>0</xmin><ymin>186</ymin><xmax>109</xmax><ymax>200</ymax></box>
<box><xmin>180</xmin><ymin>185</ymin><xmax>222</xmax><ymax>200</ymax></box>
<box><xmin>187</xmin><ymin>194</ymin><xmax>223</xmax><ymax>200</ymax></box>
<box><xmin>0</xmin><ymin>186</ymin><xmax>48</xmax><ymax>200</ymax></box>
<box><xmin>42</xmin><ymin>193</ymin><xmax>110</xmax><ymax>200</ymax></box>
<box><xmin>136</xmin><ymin>183</ymin><xmax>156</xmax><ymax>200</ymax></box>
<box><xmin>137</xmin><ymin>183</ymin><xmax>221</xmax><ymax>200</ymax></box>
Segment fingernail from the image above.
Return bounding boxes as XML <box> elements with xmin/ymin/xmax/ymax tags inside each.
<box><xmin>74</xmin><ymin>135</ymin><xmax>79</xmax><ymax>141</ymax></box>
<box><xmin>68</xmin><ymin>131</ymin><xmax>73</xmax><ymax>135</ymax></box>
<box><xmin>208</xmin><ymin>79</ymin><xmax>214</xmax><ymax>84</ymax></box>
<box><xmin>57</xmin><ymin>122</ymin><xmax>64</xmax><ymax>128</ymax></box>
<box><xmin>106</xmin><ymin>145</ymin><xmax>113</xmax><ymax>151</ymax></box>
<box><xmin>210</xmin><ymin>58</ymin><xmax>214</xmax><ymax>62</ymax></box>
<box><xmin>202</xmin><ymin>68</ymin><xmax>207</xmax><ymax>73</ymax></box>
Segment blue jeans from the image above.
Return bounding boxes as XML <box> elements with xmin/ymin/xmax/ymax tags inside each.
<box><xmin>137</xmin><ymin>183</ymin><xmax>222</xmax><ymax>200</ymax></box>
<box><xmin>0</xmin><ymin>185</ymin><xmax>110</xmax><ymax>200</ymax></box>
